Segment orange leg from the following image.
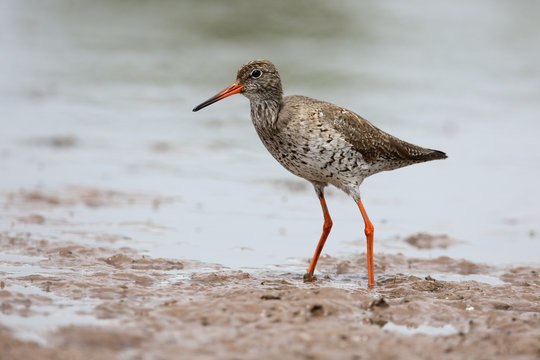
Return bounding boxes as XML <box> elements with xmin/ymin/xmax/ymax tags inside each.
<box><xmin>304</xmin><ymin>195</ymin><xmax>333</xmax><ymax>282</ymax></box>
<box><xmin>357</xmin><ymin>198</ymin><xmax>375</xmax><ymax>288</ymax></box>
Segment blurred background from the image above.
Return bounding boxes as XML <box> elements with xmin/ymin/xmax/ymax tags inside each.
<box><xmin>1</xmin><ymin>0</ymin><xmax>539</xmax><ymax>270</ymax></box>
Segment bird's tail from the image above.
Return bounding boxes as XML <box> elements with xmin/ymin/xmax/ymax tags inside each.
<box><xmin>412</xmin><ymin>149</ymin><xmax>447</xmax><ymax>161</ymax></box>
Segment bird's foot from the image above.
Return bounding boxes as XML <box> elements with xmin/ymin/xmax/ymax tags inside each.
<box><xmin>303</xmin><ymin>272</ymin><xmax>317</xmax><ymax>282</ymax></box>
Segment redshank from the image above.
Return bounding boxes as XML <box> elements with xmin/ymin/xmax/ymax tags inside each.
<box><xmin>193</xmin><ymin>60</ymin><xmax>446</xmax><ymax>288</ymax></box>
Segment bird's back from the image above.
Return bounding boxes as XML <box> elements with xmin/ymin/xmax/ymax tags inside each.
<box><xmin>278</xmin><ymin>95</ymin><xmax>446</xmax><ymax>165</ymax></box>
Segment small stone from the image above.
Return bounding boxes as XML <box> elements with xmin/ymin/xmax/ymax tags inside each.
<box><xmin>493</xmin><ymin>303</ymin><xmax>510</xmax><ymax>310</ymax></box>
<box><xmin>310</xmin><ymin>304</ymin><xmax>324</xmax><ymax>317</ymax></box>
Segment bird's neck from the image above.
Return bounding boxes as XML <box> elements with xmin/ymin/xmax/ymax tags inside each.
<box><xmin>250</xmin><ymin>98</ymin><xmax>282</xmax><ymax>130</ymax></box>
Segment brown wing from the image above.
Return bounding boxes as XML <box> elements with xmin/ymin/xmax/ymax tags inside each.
<box><xmin>319</xmin><ymin>102</ymin><xmax>446</xmax><ymax>163</ymax></box>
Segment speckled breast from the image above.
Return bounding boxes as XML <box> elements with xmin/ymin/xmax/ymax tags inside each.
<box><xmin>254</xmin><ymin>121</ymin><xmax>375</xmax><ymax>191</ymax></box>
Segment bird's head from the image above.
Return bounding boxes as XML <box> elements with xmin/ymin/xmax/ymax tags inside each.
<box><xmin>193</xmin><ymin>59</ymin><xmax>283</xmax><ymax>112</ymax></box>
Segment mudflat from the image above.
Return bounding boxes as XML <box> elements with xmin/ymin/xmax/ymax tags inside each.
<box><xmin>1</xmin><ymin>188</ymin><xmax>539</xmax><ymax>360</ymax></box>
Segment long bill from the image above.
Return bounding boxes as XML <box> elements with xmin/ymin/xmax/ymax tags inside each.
<box><xmin>192</xmin><ymin>82</ymin><xmax>244</xmax><ymax>112</ymax></box>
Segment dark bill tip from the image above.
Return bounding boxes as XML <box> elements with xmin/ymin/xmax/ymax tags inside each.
<box><xmin>192</xmin><ymin>103</ymin><xmax>208</xmax><ymax>112</ymax></box>
<box><xmin>192</xmin><ymin>82</ymin><xmax>243</xmax><ymax>112</ymax></box>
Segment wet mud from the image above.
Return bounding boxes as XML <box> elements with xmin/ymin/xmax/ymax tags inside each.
<box><xmin>1</xmin><ymin>189</ymin><xmax>539</xmax><ymax>360</ymax></box>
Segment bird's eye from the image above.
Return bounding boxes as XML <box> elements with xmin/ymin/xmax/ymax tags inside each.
<box><xmin>251</xmin><ymin>69</ymin><xmax>262</xmax><ymax>78</ymax></box>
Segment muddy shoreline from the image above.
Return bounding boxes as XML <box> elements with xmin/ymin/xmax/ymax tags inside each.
<box><xmin>1</xmin><ymin>228</ymin><xmax>539</xmax><ymax>359</ymax></box>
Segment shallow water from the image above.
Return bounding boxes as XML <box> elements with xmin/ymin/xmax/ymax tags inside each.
<box><xmin>383</xmin><ymin>322</ymin><xmax>459</xmax><ymax>336</ymax></box>
<box><xmin>1</xmin><ymin>0</ymin><xmax>539</xmax><ymax>271</ymax></box>
<box><xmin>0</xmin><ymin>283</ymin><xmax>109</xmax><ymax>345</ymax></box>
